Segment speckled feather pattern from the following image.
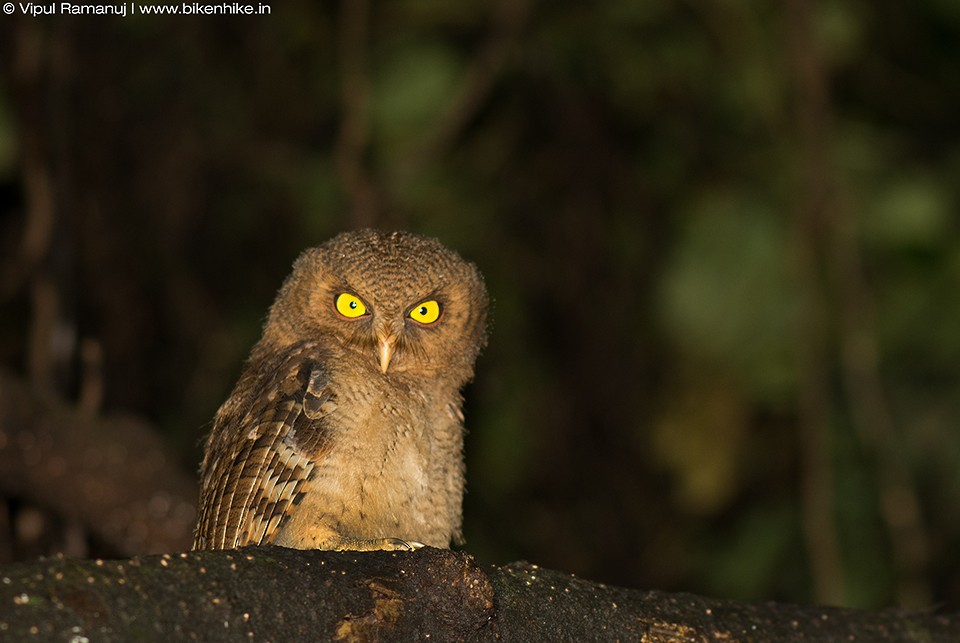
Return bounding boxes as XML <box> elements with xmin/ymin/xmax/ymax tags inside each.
<box><xmin>192</xmin><ymin>230</ymin><xmax>488</xmax><ymax>551</ymax></box>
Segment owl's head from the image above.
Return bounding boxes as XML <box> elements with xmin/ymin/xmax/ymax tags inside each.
<box><xmin>262</xmin><ymin>230</ymin><xmax>488</xmax><ymax>381</ymax></box>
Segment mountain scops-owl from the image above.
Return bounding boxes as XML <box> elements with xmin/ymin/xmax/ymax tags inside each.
<box><xmin>192</xmin><ymin>230</ymin><xmax>488</xmax><ymax>551</ymax></box>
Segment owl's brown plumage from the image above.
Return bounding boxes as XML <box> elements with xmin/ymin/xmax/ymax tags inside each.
<box><xmin>192</xmin><ymin>230</ymin><xmax>488</xmax><ymax>551</ymax></box>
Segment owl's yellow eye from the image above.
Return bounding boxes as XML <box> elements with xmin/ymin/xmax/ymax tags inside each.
<box><xmin>408</xmin><ymin>300</ymin><xmax>441</xmax><ymax>325</ymax></box>
<box><xmin>334</xmin><ymin>292</ymin><xmax>368</xmax><ymax>319</ymax></box>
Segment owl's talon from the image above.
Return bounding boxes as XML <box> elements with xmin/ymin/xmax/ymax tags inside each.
<box><xmin>391</xmin><ymin>538</ymin><xmax>425</xmax><ymax>551</ymax></box>
<box><xmin>374</xmin><ymin>537</ymin><xmax>424</xmax><ymax>552</ymax></box>
<box><xmin>321</xmin><ymin>536</ymin><xmax>427</xmax><ymax>552</ymax></box>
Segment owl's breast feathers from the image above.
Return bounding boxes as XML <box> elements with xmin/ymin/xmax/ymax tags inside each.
<box><xmin>193</xmin><ymin>342</ymin><xmax>336</xmax><ymax>550</ymax></box>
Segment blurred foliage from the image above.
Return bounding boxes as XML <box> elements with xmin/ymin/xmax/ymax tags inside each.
<box><xmin>0</xmin><ymin>0</ymin><xmax>959</xmax><ymax>611</ymax></box>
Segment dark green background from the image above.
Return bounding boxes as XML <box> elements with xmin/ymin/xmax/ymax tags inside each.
<box><xmin>1</xmin><ymin>0</ymin><xmax>958</xmax><ymax>610</ymax></box>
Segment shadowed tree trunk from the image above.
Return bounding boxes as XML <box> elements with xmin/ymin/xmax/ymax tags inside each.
<box><xmin>0</xmin><ymin>546</ymin><xmax>954</xmax><ymax>642</ymax></box>
<box><xmin>0</xmin><ymin>370</ymin><xmax>196</xmax><ymax>557</ymax></box>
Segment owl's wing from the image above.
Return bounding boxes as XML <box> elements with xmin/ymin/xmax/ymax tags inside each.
<box><xmin>192</xmin><ymin>343</ymin><xmax>336</xmax><ymax>550</ymax></box>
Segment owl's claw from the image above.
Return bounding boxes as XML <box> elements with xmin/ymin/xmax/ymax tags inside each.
<box><xmin>327</xmin><ymin>536</ymin><xmax>426</xmax><ymax>552</ymax></box>
<box><xmin>382</xmin><ymin>538</ymin><xmax>425</xmax><ymax>551</ymax></box>
<box><xmin>388</xmin><ymin>538</ymin><xmax>425</xmax><ymax>551</ymax></box>
<box><xmin>272</xmin><ymin>523</ymin><xmax>428</xmax><ymax>552</ymax></box>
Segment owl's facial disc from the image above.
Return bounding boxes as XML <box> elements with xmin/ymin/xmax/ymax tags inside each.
<box><xmin>374</xmin><ymin>300</ymin><xmax>442</xmax><ymax>373</ymax></box>
<box><xmin>331</xmin><ymin>287</ymin><xmax>451</xmax><ymax>374</ymax></box>
<box><xmin>333</xmin><ymin>291</ymin><xmax>394</xmax><ymax>371</ymax></box>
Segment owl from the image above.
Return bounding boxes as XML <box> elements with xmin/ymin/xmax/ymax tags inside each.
<box><xmin>192</xmin><ymin>230</ymin><xmax>488</xmax><ymax>552</ymax></box>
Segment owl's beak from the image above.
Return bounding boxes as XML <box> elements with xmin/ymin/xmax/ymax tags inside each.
<box><xmin>377</xmin><ymin>334</ymin><xmax>397</xmax><ymax>373</ymax></box>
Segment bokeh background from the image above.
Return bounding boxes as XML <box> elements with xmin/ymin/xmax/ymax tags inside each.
<box><xmin>1</xmin><ymin>0</ymin><xmax>959</xmax><ymax>611</ymax></box>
